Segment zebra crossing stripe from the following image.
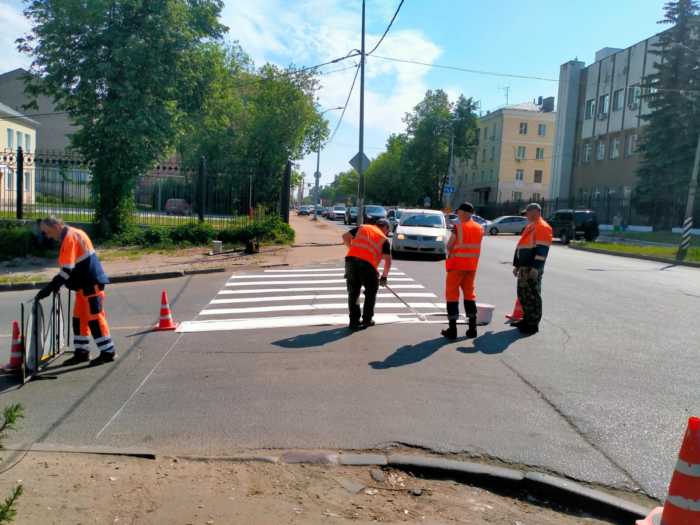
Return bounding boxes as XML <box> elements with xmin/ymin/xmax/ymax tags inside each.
<box><xmin>229</xmin><ymin>271</ymin><xmax>406</xmax><ymax>279</ymax></box>
<box><xmin>178</xmin><ymin>313</ymin><xmax>408</xmax><ymax>332</ymax></box>
<box><xmin>200</xmin><ymin>302</ymin><xmax>442</xmax><ymax>316</ymax></box>
<box><xmin>262</xmin><ymin>267</ymin><xmax>399</xmax><ymax>273</ymax></box>
<box><xmin>216</xmin><ymin>284</ymin><xmax>425</xmax><ymax>295</ymax></box>
<box><xmin>210</xmin><ymin>292</ymin><xmax>437</xmax><ymax>305</ymax></box>
<box><xmin>224</xmin><ymin>278</ymin><xmax>414</xmax><ymax>287</ymax></box>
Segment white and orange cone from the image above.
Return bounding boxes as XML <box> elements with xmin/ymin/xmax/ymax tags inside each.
<box><xmin>154</xmin><ymin>290</ymin><xmax>178</xmax><ymax>331</ymax></box>
<box><xmin>637</xmin><ymin>416</ymin><xmax>700</xmax><ymax>525</ymax></box>
<box><xmin>4</xmin><ymin>321</ymin><xmax>24</xmax><ymax>371</ymax></box>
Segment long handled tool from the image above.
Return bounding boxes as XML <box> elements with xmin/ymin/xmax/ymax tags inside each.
<box><xmin>384</xmin><ymin>284</ymin><xmax>428</xmax><ymax>321</ymax></box>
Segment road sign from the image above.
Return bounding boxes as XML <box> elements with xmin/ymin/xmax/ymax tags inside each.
<box><xmin>443</xmin><ymin>185</ymin><xmax>455</xmax><ymax>194</ymax></box>
<box><xmin>423</xmin><ymin>196</ymin><xmax>431</xmax><ymax>208</ymax></box>
<box><xmin>349</xmin><ymin>152</ymin><xmax>370</xmax><ymax>173</ymax></box>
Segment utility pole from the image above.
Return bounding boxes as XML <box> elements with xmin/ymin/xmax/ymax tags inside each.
<box><xmin>677</xmin><ymin>132</ymin><xmax>700</xmax><ymax>261</ymax></box>
<box><xmin>357</xmin><ymin>0</ymin><xmax>366</xmax><ymax>226</ymax></box>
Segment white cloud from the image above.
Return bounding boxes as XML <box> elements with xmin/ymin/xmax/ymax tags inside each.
<box><xmin>0</xmin><ymin>2</ymin><xmax>31</xmax><ymax>72</ymax></box>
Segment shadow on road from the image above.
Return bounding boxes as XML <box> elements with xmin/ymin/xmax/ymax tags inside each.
<box><xmin>272</xmin><ymin>327</ymin><xmax>353</xmax><ymax>349</ymax></box>
<box><xmin>369</xmin><ymin>337</ymin><xmax>453</xmax><ymax>369</ymax></box>
<box><xmin>457</xmin><ymin>329</ymin><xmax>519</xmax><ymax>355</ymax></box>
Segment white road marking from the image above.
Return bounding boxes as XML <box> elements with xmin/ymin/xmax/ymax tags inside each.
<box><xmin>216</xmin><ymin>284</ymin><xmax>425</xmax><ymax>295</ymax></box>
<box><xmin>262</xmin><ymin>267</ymin><xmax>399</xmax><ymax>273</ymax></box>
<box><xmin>224</xmin><ymin>278</ymin><xmax>414</xmax><ymax>287</ymax></box>
<box><xmin>210</xmin><ymin>292</ymin><xmax>437</xmax><ymax>304</ymax></box>
<box><xmin>200</xmin><ymin>302</ymin><xmax>442</xmax><ymax>316</ymax></box>
<box><xmin>229</xmin><ymin>271</ymin><xmax>406</xmax><ymax>279</ymax></box>
<box><xmin>179</xmin><ymin>313</ymin><xmax>407</xmax><ymax>332</ymax></box>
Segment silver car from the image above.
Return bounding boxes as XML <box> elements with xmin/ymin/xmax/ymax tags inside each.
<box><xmin>392</xmin><ymin>209</ymin><xmax>450</xmax><ymax>258</ymax></box>
<box><xmin>488</xmin><ymin>216</ymin><xmax>528</xmax><ymax>235</ymax></box>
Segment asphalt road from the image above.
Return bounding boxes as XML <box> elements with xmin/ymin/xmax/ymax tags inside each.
<box><xmin>0</xmin><ymin>220</ymin><xmax>698</xmax><ymax>501</ymax></box>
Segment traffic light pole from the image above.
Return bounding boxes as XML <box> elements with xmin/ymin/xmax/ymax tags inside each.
<box><xmin>677</xmin><ymin>132</ymin><xmax>700</xmax><ymax>261</ymax></box>
<box><xmin>357</xmin><ymin>0</ymin><xmax>366</xmax><ymax>226</ymax></box>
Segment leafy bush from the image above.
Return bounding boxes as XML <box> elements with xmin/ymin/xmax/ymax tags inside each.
<box><xmin>0</xmin><ymin>225</ymin><xmax>55</xmax><ymax>261</ymax></box>
<box><xmin>217</xmin><ymin>216</ymin><xmax>294</xmax><ymax>245</ymax></box>
<box><xmin>169</xmin><ymin>222</ymin><xmax>215</xmax><ymax>244</ymax></box>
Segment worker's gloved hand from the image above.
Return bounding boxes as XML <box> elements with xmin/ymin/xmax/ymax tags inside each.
<box><xmin>527</xmin><ymin>268</ymin><xmax>539</xmax><ymax>280</ymax></box>
<box><xmin>379</xmin><ymin>276</ymin><xmax>388</xmax><ymax>287</ymax></box>
<box><xmin>35</xmin><ymin>285</ymin><xmax>52</xmax><ymax>301</ymax></box>
<box><xmin>512</xmin><ymin>267</ymin><xmax>519</xmax><ymax>277</ymax></box>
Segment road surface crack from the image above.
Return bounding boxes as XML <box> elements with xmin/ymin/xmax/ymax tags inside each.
<box><xmin>500</xmin><ymin>359</ymin><xmax>644</xmax><ymax>493</ymax></box>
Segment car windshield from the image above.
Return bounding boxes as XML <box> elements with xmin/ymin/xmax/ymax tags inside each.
<box><xmin>401</xmin><ymin>214</ymin><xmax>444</xmax><ymax>228</ymax></box>
<box><xmin>334</xmin><ymin>206</ymin><xmax>345</xmax><ymax>211</ymax></box>
<box><xmin>365</xmin><ymin>206</ymin><xmax>384</xmax><ymax>214</ymax></box>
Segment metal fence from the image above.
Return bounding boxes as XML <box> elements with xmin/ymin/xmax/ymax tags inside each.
<box><xmin>1</xmin><ymin>148</ymin><xmax>270</xmax><ymax>228</ymax></box>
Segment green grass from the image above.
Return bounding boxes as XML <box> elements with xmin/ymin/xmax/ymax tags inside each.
<box><xmin>602</xmin><ymin>231</ymin><xmax>700</xmax><ymax>247</ymax></box>
<box><xmin>0</xmin><ymin>273</ymin><xmax>42</xmax><ymax>285</ymax></box>
<box><xmin>581</xmin><ymin>241</ymin><xmax>700</xmax><ymax>263</ymax></box>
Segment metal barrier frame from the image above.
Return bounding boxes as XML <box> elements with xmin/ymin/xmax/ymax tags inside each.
<box><xmin>20</xmin><ymin>291</ymin><xmax>71</xmax><ymax>383</ymax></box>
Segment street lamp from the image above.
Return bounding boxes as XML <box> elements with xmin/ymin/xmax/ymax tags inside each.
<box><xmin>313</xmin><ymin>106</ymin><xmax>343</xmax><ymax>220</ymax></box>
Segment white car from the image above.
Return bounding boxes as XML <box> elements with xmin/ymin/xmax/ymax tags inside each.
<box><xmin>391</xmin><ymin>209</ymin><xmax>450</xmax><ymax>258</ymax></box>
<box><xmin>327</xmin><ymin>205</ymin><xmax>346</xmax><ymax>221</ymax></box>
<box><xmin>488</xmin><ymin>215</ymin><xmax>528</xmax><ymax>235</ymax></box>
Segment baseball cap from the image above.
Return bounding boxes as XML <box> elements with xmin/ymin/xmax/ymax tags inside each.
<box><xmin>525</xmin><ymin>203</ymin><xmax>541</xmax><ymax>212</ymax></box>
<box><xmin>375</xmin><ymin>218</ymin><xmax>391</xmax><ymax>230</ymax></box>
<box><xmin>457</xmin><ymin>202</ymin><xmax>475</xmax><ymax>213</ymax></box>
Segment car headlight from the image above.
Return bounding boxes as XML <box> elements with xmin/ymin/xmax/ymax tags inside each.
<box><xmin>396</xmin><ymin>233</ymin><xmax>405</xmax><ymax>240</ymax></box>
<box><xmin>435</xmin><ymin>235</ymin><xmax>444</xmax><ymax>242</ymax></box>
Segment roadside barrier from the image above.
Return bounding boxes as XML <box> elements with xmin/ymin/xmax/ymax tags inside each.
<box><xmin>154</xmin><ymin>290</ymin><xmax>178</xmax><ymax>331</ymax></box>
<box><xmin>636</xmin><ymin>417</ymin><xmax>700</xmax><ymax>525</ymax></box>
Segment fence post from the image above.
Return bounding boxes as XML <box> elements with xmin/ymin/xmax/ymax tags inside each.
<box><xmin>198</xmin><ymin>155</ymin><xmax>206</xmax><ymax>223</ymax></box>
<box><xmin>16</xmin><ymin>146</ymin><xmax>24</xmax><ymax>220</ymax></box>
<box><xmin>281</xmin><ymin>160</ymin><xmax>291</xmax><ymax>224</ymax></box>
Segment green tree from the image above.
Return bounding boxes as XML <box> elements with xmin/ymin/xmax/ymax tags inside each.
<box><xmin>635</xmin><ymin>0</ymin><xmax>700</xmax><ymax>229</ymax></box>
<box><xmin>365</xmin><ymin>134</ymin><xmax>408</xmax><ymax>204</ymax></box>
<box><xmin>18</xmin><ymin>0</ymin><xmax>227</xmax><ymax>236</ymax></box>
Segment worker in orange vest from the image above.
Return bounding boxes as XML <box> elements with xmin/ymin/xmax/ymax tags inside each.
<box><xmin>442</xmin><ymin>202</ymin><xmax>484</xmax><ymax>340</ymax></box>
<box><xmin>342</xmin><ymin>218</ymin><xmax>393</xmax><ymax>330</ymax></box>
<box><xmin>512</xmin><ymin>203</ymin><xmax>553</xmax><ymax>335</ymax></box>
<box><xmin>36</xmin><ymin>216</ymin><xmax>116</xmax><ymax>367</ymax></box>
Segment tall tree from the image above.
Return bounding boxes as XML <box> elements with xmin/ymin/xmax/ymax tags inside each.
<box><xmin>18</xmin><ymin>0</ymin><xmax>226</xmax><ymax>236</ymax></box>
<box><xmin>365</xmin><ymin>134</ymin><xmax>408</xmax><ymax>204</ymax></box>
<box><xmin>635</xmin><ymin>0</ymin><xmax>700</xmax><ymax>229</ymax></box>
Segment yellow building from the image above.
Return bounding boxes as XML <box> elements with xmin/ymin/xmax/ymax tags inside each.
<box><xmin>0</xmin><ymin>102</ymin><xmax>37</xmax><ymax>209</ymax></box>
<box><xmin>461</xmin><ymin>98</ymin><xmax>556</xmax><ymax>204</ymax></box>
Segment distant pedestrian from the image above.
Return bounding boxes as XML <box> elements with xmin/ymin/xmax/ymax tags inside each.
<box><xmin>36</xmin><ymin>216</ymin><xmax>116</xmax><ymax>366</ymax></box>
<box><xmin>342</xmin><ymin>219</ymin><xmax>392</xmax><ymax>330</ymax></box>
<box><xmin>442</xmin><ymin>202</ymin><xmax>483</xmax><ymax>340</ymax></box>
<box><xmin>512</xmin><ymin>203</ymin><xmax>552</xmax><ymax>335</ymax></box>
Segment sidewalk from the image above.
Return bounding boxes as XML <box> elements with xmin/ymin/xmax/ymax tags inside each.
<box><xmin>0</xmin><ymin>215</ymin><xmax>346</xmax><ymax>289</ymax></box>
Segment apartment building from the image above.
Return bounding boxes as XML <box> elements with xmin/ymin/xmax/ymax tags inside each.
<box><xmin>460</xmin><ymin>98</ymin><xmax>556</xmax><ymax>204</ymax></box>
<box><xmin>550</xmin><ymin>34</ymin><xmax>664</xmax><ymax>201</ymax></box>
<box><xmin>1</xmin><ymin>101</ymin><xmax>38</xmax><ymax>207</ymax></box>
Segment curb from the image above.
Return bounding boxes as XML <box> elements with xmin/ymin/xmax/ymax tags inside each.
<box><xmin>569</xmin><ymin>244</ymin><xmax>700</xmax><ymax>268</ymax></box>
<box><xmin>0</xmin><ymin>267</ymin><xmax>227</xmax><ymax>293</ymax></box>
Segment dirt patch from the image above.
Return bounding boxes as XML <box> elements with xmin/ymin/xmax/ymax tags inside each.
<box><xmin>0</xmin><ymin>452</ymin><xmax>613</xmax><ymax>524</ymax></box>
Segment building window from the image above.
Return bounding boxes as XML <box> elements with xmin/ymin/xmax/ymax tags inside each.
<box><xmin>626</xmin><ymin>134</ymin><xmax>638</xmax><ymax>156</ymax></box>
<box><xmin>538</xmin><ymin>123</ymin><xmax>546</xmax><ymax>136</ymax></box>
<box><xmin>513</xmin><ymin>191</ymin><xmax>523</xmax><ymax>201</ymax></box>
<box><xmin>491</xmin><ymin>126</ymin><xmax>497</xmax><ymax>140</ymax></box>
<box><xmin>519</xmin><ymin>122</ymin><xmax>528</xmax><ymax>135</ymax></box>
<box><xmin>6</xmin><ymin>169</ymin><xmax>13</xmax><ymax>191</ymax></box>
<box><xmin>480</xmin><ymin>170</ymin><xmax>485</xmax><ymax>181</ymax></box>
<box><xmin>585</xmin><ymin>99</ymin><xmax>596</xmax><ymax>119</ymax></box>
<box><xmin>7</xmin><ymin>128</ymin><xmax>13</xmax><ymax>149</ymax></box>
<box><xmin>596</xmin><ymin>141</ymin><xmax>606</xmax><ymax>161</ymax></box>
<box><xmin>535</xmin><ymin>147</ymin><xmax>545</xmax><ymax>160</ymax></box>
<box><xmin>25</xmin><ymin>134</ymin><xmax>31</xmax><ymax>152</ymax></box>
<box><xmin>598</xmin><ymin>93</ymin><xmax>610</xmax><ymax>116</ymax></box>
<box><xmin>612</xmin><ymin>89</ymin><xmax>624</xmax><ymax>111</ymax></box>
<box><xmin>516</xmin><ymin>146</ymin><xmax>526</xmax><ymax>160</ymax></box>
<box><xmin>534</xmin><ymin>170</ymin><xmax>543</xmax><ymax>183</ymax></box>
<box><xmin>483</xmin><ymin>125</ymin><xmax>489</xmax><ymax>140</ymax></box>
<box><xmin>490</xmin><ymin>168</ymin><xmax>495</xmax><ymax>181</ymax></box>
<box><xmin>610</xmin><ymin>138</ymin><xmax>621</xmax><ymax>159</ymax></box>
<box><xmin>476</xmin><ymin>128</ymin><xmax>480</xmax><ymax>144</ymax></box>
<box><xmin>490</xmin><ymin>146</ymin><xmax>495</xmax><ymax>161</ymax></box>
<box><xmin>16</xmin><ymin>131</ymin><xmax>22</xmax><ymax>150</ymax></box>
<box><xmin>482</xmin><ymin>148</ymin><xmax>486</xmax><ymax>161</ymax></box>
<box><xmin>583</xmin><ymin>143</ymin><xmax>592</xmax><ymax>163</ymax></box>
<box><xmin>628</xmin><ymin>85</ymin><xmax>641</xmax><ymax>109</ymax></box>
<box><xmin>515</xmin><ymin>169</ymin><xmax>524</xmax><ymax>181</ymax></box>
<box><xmin>23</xmin><ymin>171</ymin><xmax>30</xmax><ymax>192</ymax></box>
<box><xmin>532</xmin><ymin>192</ymin><xmax>541</xmax><ymax>201</ymax></box>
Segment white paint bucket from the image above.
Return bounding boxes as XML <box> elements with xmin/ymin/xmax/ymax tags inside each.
<box><xmin>476</xmin><ymin>303</ymin><xmax>494</xmax><ymax>325</ymax></box>
<box><xmin>212</xmin><ymin>240</ymin><xmax>223</xmax><ymax>254</ymax></box>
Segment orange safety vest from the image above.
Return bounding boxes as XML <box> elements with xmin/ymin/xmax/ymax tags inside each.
<box><xmin>516</xmin><ymin>218</ymin><xmax>553</xmax><ymax>268</ymax></box>
<box><xmin>58</xmin><ymin>226</ymin><xmax>109</xmax><ymax>290</ymax></box>
<box><xmin>347</xmin><ymin>224</ymin><xmax>387</xmax><ymax>268</ymax></box>
<box><xmin>446</xmin><ymin>219</ymin><xmax>483</xmax><ymax>271</ymax></box>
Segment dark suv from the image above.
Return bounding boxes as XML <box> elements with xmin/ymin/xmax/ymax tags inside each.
<box><xmin>549</xmin><ymin>209</ymin><xmax>599</xmax><ymax>244</ymax></box>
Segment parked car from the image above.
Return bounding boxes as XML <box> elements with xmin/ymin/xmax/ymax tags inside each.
<box><xmin>392</xmin><ymin>209</ymin><xmax>449</xmax><ymax>259</ymax></box>
<box><xmin>363</xmin><ymin>205</ymin><xmax>387</xmax><ymax>223</ymax></box>
<box><xmin>445</xmin><ymin>213</ymin><xmax>490</xmax><ymax>232</ymax></box>
<box><xmin>165</xmin><ymin>198</ymin><xmax>192</xmax><ymax>216</ymax></box>
<box><xmin>297</xmin><ymin>205</ymin><xmax>311</xmax><ymax>216</ymax></box>
<box><xmin>328</xmin><ymin>205</ymin><xmax>346</xmax><ymax>221</ymax></box>
<box><xmin>344</xmin><ymin>207</ymin><xmax>358</xmax><ymax>224</ymax></box>
<box><xmin>549</xmin><ymin>209</ymin><xmax>599</xmax><ymax>243</ymax></box>
<box><xmin>488</xmin><ymin>216</ymin><xmax>528</xmax><ymax>235</ymax></box>
<box><xmin>472</xmin><ymin>215</ymin><xmax>491</xmax><ymax>231</ymax></box>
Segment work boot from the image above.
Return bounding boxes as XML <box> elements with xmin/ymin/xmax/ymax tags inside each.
<box><xmin>361</xmin><ymin>319</ymin><xmax>376</xmax><ymax>328</ymax></box>
<box><xmin>349</xmin><ymin>319</ymin><xmax>362</xmax><ymax>330</ymax></box>
<box><xmin>89</xmin><ymin>352</ymin><xmax>116</xmax><ymax>367</ymax></box>
<box><xmin>466</xmin><ymin>317</ymin><xmax>477</xmax><ymax>339</ymax></box>
<box><xmin>63</xmin><ymin>352</ymin><xmax>90</xmax><ymax>366</ymax></box>
<box><xmin>517</xmin><ymin>324</ymin><xmax>539</xmax><ymax>335</ymax></box>
<box><xmin>441</xmin><ymin>321</ymin><xmax>457</xmax><ymax>340</ymax></box>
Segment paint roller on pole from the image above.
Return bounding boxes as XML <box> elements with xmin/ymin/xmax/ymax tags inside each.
<box><xmin>384</xmin><ymin>283</ymin><xmax>428</xmax><ymax>322</ymax></box>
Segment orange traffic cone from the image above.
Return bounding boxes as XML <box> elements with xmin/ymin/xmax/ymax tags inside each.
<box><xmin>154</xmin><ymin>290</ymin><xmax>178</xmax><ymax>331</ymax></box>
<box><xmin>505</xmin><ymin>298</ymin><xmax>523</xmax><ymax>323</ymax></box>
<box><xmin>4</xmin><ymin>321</ymin><xmax>24</xmax><ymax>371</ymax></box>
<box><xmin>637</xmin><ymin>417</ymin><xmax>700</xmax><ymax>525</ymax></box>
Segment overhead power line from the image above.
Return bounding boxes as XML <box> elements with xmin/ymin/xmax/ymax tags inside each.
<box><xmin>371</xmin><ymin>54</ymin><xmax>559</xmax><ymax>82</ymax></box>
<box><xmin>328</xmin><ymin>63</ymin><xmax>361</xmax><ymax>143</ymax></box>
<box><xmin>367</xmin><ymin>0</ymin><xmax>405</xmax><ymax>56</ymax></box>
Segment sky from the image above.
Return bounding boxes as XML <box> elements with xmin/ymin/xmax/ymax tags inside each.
<box><xmin>0</xmin><ymin>0</ymin><xmax>667</xmax><ymax>188</ymax></box>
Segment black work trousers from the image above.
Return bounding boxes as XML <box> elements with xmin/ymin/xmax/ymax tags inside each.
<box><xmin>345</xmin><ymin>257</ymin><xmax>379</xmax><ymax>323</ymax></box>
